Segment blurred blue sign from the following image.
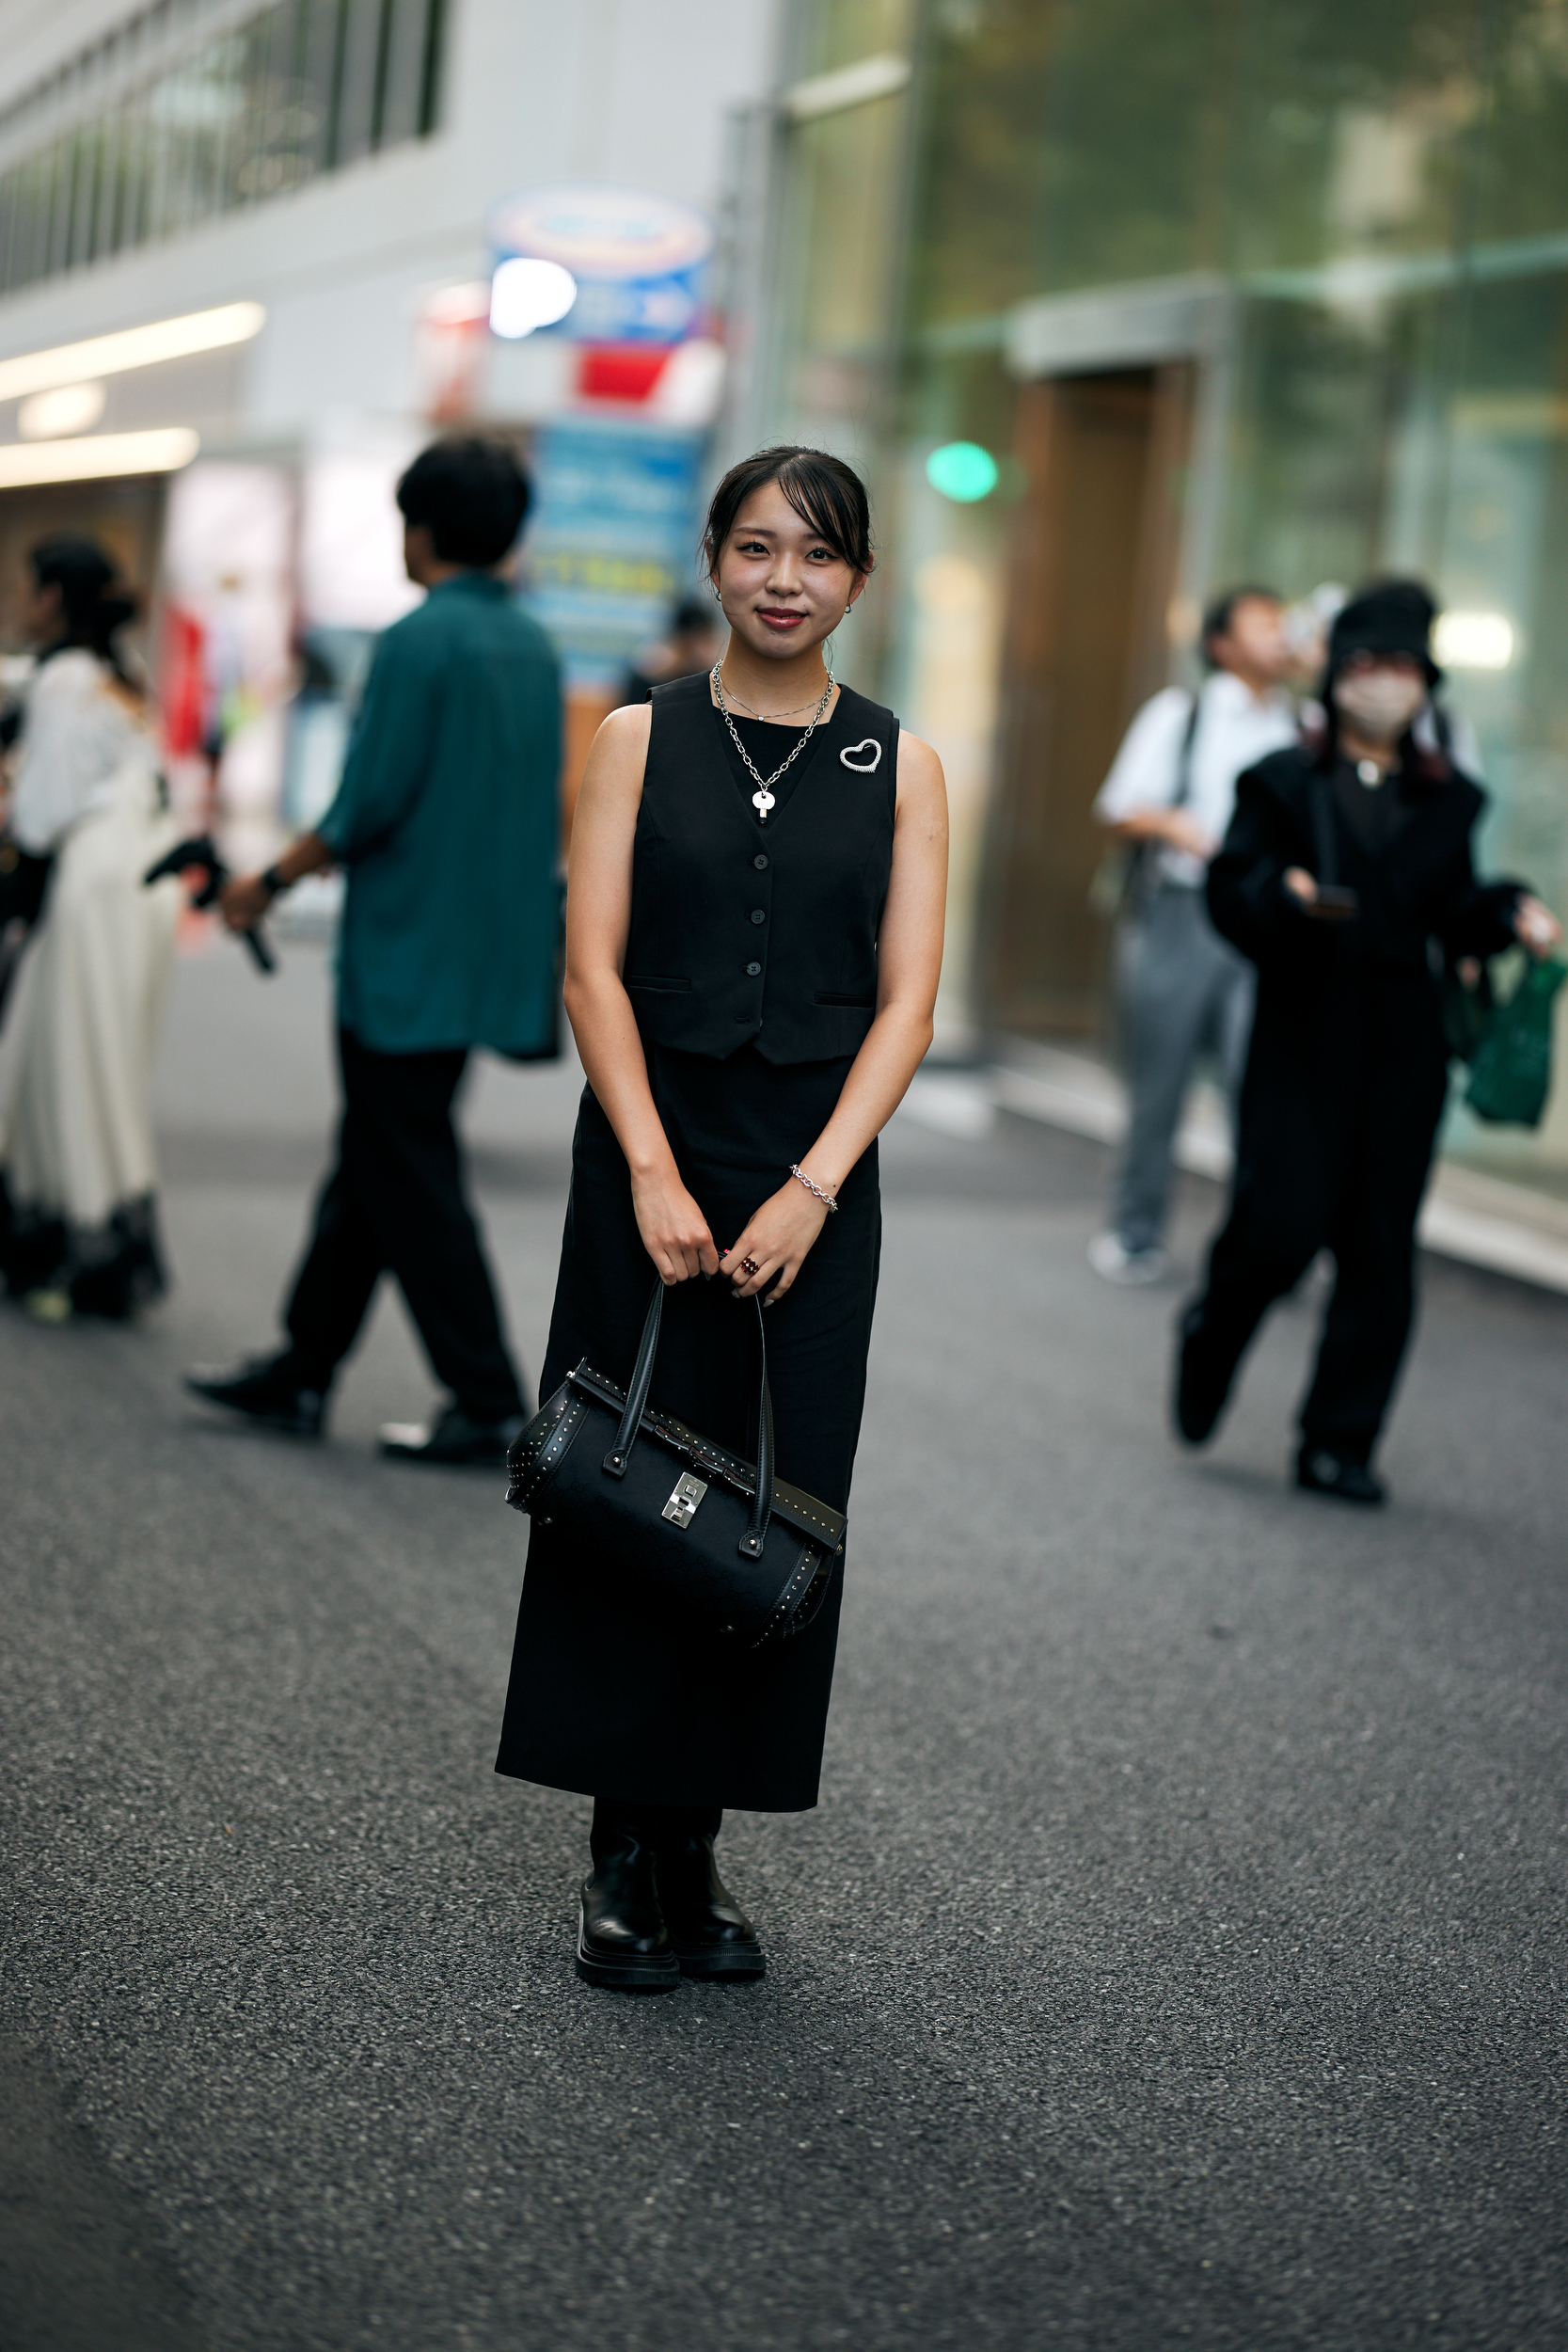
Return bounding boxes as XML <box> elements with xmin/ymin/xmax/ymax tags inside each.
<box><xmin>488</xmin><ymin>183</ymin><xmax>714</xmax><ymax>347</ymax></box>
<box><xmin>522</xmin><ymin>420</ymin><xmax>705</xmax><ymax>691</ymax></box>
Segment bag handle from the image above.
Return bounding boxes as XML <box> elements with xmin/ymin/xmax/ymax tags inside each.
<box><xmin>604</xmin><ymin>1280</ymin><xmax>665</xmax><ymax>1476</ymax></box>
<box><xmin>605</xmin><ymin>1278</ymin><xmax>775</xmax><ymax>1558</ymax></box>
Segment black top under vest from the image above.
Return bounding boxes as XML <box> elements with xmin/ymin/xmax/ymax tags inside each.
<box><xmin>623</xmin><ymin>672</ymin><xmax>898</xmax><ymax>1064</ymax></box>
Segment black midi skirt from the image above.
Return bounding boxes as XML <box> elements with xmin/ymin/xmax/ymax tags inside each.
<box><xmin>495</xmin><ymin>1043</ymin><xmax>880</xmax><ymax>1811</ymax></box>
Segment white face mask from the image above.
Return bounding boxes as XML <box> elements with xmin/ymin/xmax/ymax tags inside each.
<box><xmin>1332</xmin><ymin>667</ymin><xmax>1427</xmax><ymax>740</ymax></box>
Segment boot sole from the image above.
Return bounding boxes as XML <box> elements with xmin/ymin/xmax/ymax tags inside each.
<box><xmin>673</xmin><ymin>1945</ymin><xmax>766</xmax><ymax>1981</ymax></box>
<box><xmin>575</xmin><ymin>1911</ymin><xmax>680</xmax><ymax>1992</ymax></box>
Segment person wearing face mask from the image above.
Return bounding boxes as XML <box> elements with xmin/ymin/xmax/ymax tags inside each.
<box><xmin>1172</xmin><ymin>581</ymin><xmax>1561</xmax><ymax>1503</ymax></box>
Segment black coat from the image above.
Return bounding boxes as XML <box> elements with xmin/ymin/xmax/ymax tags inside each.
<box><xmin>1208</xmin><ymin>743</ymin><xmax>1522</xmax><ymax>1001</ymax></box>
<box><xmin>1192</xmin><ymin>742</ymin><xmax>1528</xmax><ymax>1458</ymax></box>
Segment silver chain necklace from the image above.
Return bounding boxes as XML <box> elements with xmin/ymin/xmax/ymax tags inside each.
<box><xmin>711</xmin><ymin>661</ymin><xmax>834</xmax><ymax>821</ymax></box>
<box><xmin>720</xmin><ymin>683</ymin><xmax>829</xmax><ymax>718</ymax></box>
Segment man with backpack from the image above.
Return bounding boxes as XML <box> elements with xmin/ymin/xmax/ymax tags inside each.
<box><xmin>1087</xmin><ymin>586</ymin><xmax>1297</xmax><ymax>1285</ymax></box>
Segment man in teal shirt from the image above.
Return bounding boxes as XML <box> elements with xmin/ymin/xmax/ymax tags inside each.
<box><xmin>187</xmin><ymin>438</ymin><xmax>560</xmax><ymax>1464</ymax></box>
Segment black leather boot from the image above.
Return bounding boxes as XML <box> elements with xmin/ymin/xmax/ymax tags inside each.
<box><xmin>577</xmin><ymin>1803</ymin><xmax>679</xmax><ymax>1991</ymax></box>
<box><xmin>654</xmin><ymin>1809</ymin><xmax>765</xmax><ymax>1981</ymax></box>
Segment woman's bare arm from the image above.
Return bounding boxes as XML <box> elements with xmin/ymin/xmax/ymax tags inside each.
<box><xmin>563</xmin><ymin>703</ymin><xmax>720</xmax><ymax>1284</ymax></box>
<box><xmin>721</xmin><ymin>729</ymin><xmax>948</xmax><ymax>1300</ymax></box>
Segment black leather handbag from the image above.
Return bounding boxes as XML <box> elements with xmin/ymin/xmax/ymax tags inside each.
<box><xmin>505</xmin><ymin>1280</ymin><xmax>843</xmax><ymax>1648</ymax></box>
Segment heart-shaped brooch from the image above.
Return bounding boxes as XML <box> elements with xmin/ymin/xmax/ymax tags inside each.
<box><xmin>840</xmin><ymin>739</ymin><xmax>882</xmax><ymax>772</ymax></box>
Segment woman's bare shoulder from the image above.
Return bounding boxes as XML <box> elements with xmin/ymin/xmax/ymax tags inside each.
<box><xmin>597</xmin><ymin>700</ymin><xmax>653</xmax><ymax>753</ymax></box>
<box><xmin>578</xmin><ymin>698</ymin><xmax>653</xmax><ymax>816</ymax></box>
<box><xmin>895</xmin><ymin>728</ymin><xmax>946</xmax><ymax>799</ymax></box>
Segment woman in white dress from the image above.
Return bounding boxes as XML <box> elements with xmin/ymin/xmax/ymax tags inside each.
<box><xmin>0</xmin><ymin>536</ymin><xmax>180</xmax><ymax>1319</ymax></box>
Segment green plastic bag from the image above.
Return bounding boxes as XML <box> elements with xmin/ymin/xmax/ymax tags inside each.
<box><xmin>1465</xmin><ymin>956</ymin><xmax>1567</xmax><ymax>1128</ymax></box>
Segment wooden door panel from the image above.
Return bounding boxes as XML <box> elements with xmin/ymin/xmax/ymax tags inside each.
<box><xmin>982</xmin><ymin>362</ymin><xmax>1194</xmax><ymax>1038</ymax></box>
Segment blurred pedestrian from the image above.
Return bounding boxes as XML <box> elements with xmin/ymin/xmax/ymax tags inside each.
<box><xmin>184</xmin><ymin>437</ymin><xmax>561</xmax><ymax>1464</ymax></box>
<box><xmin>496</xmin><ymin>446</ymin><xmax>947</xmax><ymax>1989</ymax></box>
<box><xmin>1175</xmin><ymin>582</ymin><xmax>1561</xmax><ymax>1503</ymax></box>
<box><xmin>0</xmin><ymin>536</ymin><xmax>180</xmax><ymax>1320</ymax></box>
<box><xmin>617</xmin><ymin>594</ymin><xmax>724</xmax><ymax>706</ymax></box>
<box><xmin>1088</xmin><ymin>586</ymin><xmax>1297</xmax><ymax>1283</ymax></box>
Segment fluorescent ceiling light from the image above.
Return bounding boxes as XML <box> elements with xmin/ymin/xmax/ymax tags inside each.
<box><xmin>0</xmin><ymin>427</ymin><xmax>199</xmax><ymax>486</ymax></box>
<box><xmin>1434</xmin><ymin>611</ymin><xmax>1514</xmax><ymax>670</ymax></box>
<box><xmin>0</xmin><ymin>303</ymin><xmax>263</xmax><ymax>405</ymax></box>
<box><xmin>782</xmin><ymin>54</ymin><xmax>911</xmax><ymax>120</ymax></box>
<box><xmin>18</xmin><ymin>380</ymin><xmax>105</xmax><ymax>438</ymax></box>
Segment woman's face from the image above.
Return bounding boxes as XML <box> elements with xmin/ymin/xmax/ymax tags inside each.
<box><xmin>1332</xmin><ymin>649</ymin><xmax>1428</xmax><ymax>742</ymax></box>
<box><xmin>710</xmin><ymin>480</ymin><xmax>866</xmax><ymax>663</ymax></box>
<box><xmin>16</xmin><ymin>572</ymin><xmax>63</xmax><ymax>647</ymax></box>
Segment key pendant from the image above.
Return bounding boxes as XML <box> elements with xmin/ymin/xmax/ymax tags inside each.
<box><xmin>752</xmin><ymin>787</ymin><xmax>775</xmax><ymax>820</ymax></box>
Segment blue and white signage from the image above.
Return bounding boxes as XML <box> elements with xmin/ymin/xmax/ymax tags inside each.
<box><xmin>521</xmin><ymin>419</ymin><xmax>705</xmax><ymax>690</ymax></box>
<box><xmin>488</xmin><ymin>183</ymin><xmax>715</xmax><ymax>346</ymax></box>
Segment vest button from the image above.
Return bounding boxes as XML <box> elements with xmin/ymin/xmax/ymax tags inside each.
<box><xmin>750</xmin><ymin>908</ymin><xmax>766</xmax><ymax>924</ymax></box>
<box><xmin>745</xmin><ymin>961</ymin><xmax>762</xmax><ymax>977</ymax></box>
<box><xmin>752</xmin><ymin>853</ymin><xmax>768</xmax><ymax>869</ymax></box>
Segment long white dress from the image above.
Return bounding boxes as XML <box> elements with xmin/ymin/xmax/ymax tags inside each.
<box><xmin>1</xmin><ymin>650</ymin><xmax>180</xmax><ymax>1312</ymax></box>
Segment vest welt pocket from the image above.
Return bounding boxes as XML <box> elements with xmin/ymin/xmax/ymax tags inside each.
<box><xmin>813</xmin><ymin>991</ymin><xmax>876</xmax><ymax>1009</ymax></box>
<box><xmin>625</xmin><ymin>973</ymin><xmax>693</xmax><ymax>993</ymax></box>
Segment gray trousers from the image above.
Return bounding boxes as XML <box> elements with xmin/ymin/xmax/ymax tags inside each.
<box><xmin>1109</xmin><ymin>882</ymin><xmax>1255</xmax><ymax>1253</ymax></box>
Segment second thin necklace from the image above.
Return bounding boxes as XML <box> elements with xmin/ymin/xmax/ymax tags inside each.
<box><xmin>711</xmin><ymin>660</ymin><xmax>834</xmax><ymax>821</ymax></box>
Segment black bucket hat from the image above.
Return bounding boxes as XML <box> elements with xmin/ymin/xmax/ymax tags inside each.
<box><xmin>1327</xmin><ymin>578</ymin><xmax>1440</xmax><ymax>686</ymax></box>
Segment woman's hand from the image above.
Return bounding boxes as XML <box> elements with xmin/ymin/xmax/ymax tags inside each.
<box><xmin>1513</xmin><ymin>894</ymin><xmax>1562</xmax><ymax>958</ymax></box>
<box><xmin>719</xmin><ymin>1179</ymin><xmax>831</xmax><ymax>1306</ymax></box>
<box><xmin>1283</xmin><ymin>866</ymin><xmax>1318</xmax><ymax>909</ymax></box>
<box><xmin>631</xmin><ymin>1164</ymin><xmax>720</xmax><ymax>1285</ymax></box>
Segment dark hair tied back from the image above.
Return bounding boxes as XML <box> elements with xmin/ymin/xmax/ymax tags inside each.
<box><xmin>704</xmin><ymin>446</ymin><xmax>872</xmax><ymax>577</ymax></box>
<box><xmin>30</xmin><ymin>534</ymin><xmax>138</xmax><ymax>675</ymax></box>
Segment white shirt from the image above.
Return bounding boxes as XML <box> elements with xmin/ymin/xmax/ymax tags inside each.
<box><xmin>8</xmin><ymin>649</ymin><xmax>150</xmax><ymax>855</ymax></box>
<box><xmin>1093</xmin><ymin>669</ymin><xmax>1299</xmax><ymax>887</ymax></box>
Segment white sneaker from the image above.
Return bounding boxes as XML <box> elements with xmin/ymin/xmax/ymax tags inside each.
<box><xmin>1086</xmin><ymin>1232</ymin><xmax>1167</xmax><ymax>1286</ymax></box>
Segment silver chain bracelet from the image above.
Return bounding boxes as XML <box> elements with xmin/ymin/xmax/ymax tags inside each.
<box><xmin>789</xmin><ymin>1164</ymin><xmax>838</xmax><ymax>1214</ymax></box>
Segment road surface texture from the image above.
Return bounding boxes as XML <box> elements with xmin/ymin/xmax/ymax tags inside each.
<box><xmin>2</xmin><ymin>939</ymin><xmax>1564</xmax><ymax>2352</ymax></box>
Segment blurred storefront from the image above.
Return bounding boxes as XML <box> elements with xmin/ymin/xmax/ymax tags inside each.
<box><xmin>0</xmin><ymin>0</ymin><xmax>775</xmax><ymax>875</ymax></box>
<box><xmin>752</xmin><ymin>0</ymin><xmax>1568</xmax><ymax>1200</ymax></box>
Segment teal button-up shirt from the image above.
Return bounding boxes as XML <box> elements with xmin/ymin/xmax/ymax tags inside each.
<box><xmin>317</xmin><ymin>573</ymin><xmax>561</xmax><ymax>1057</ymax></box>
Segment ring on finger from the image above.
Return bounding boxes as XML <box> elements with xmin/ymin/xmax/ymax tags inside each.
<box><xmin>738</xmin><ymin>1255</ymin><xmax>761</xmax><ymax>1279</ymax></box>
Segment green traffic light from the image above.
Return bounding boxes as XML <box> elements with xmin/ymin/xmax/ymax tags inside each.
<box><xmin>926</xmin><ymin>441</ymin><xmax>999</xmax><ymax>501</ymax></box>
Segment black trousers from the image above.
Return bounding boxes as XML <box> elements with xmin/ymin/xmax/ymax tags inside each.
<box><xmin>1190</xmin><ymin>974</ymin><xmax>1449</xmax><ymax>1464</ymax></box>
<box><xmin>282</xmin><ymin>1027</ymin><xmax>525</xmax><ymax>1423</ymax></box>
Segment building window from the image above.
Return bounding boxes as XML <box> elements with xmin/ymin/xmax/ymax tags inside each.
<box><xmin>0</xmin><ymin>0</ymin><xmax>447</xmax><ymax>301</ymax></box>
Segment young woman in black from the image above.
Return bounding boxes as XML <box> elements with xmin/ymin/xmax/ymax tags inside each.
<box><xmin>1175</xmin><ymin>581</ymin><xmax>1560</xmax><ymax>1504</ymax></box>
<box><xmin>496</xmin><ymin>448</ymin><xmax>948</xmax><ymax>1986</ymax></box>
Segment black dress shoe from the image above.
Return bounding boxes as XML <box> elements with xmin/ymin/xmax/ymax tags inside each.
<box><xmin>1296</xmin><ymin>1446</ymin><xmax>1386</xmax><ymax>1505</ymax></box>
<box><xmin>1173</xmin><ymin>1301</ymin><xmax>1232</xmax><ymax>1446</ymax></box>
<box><xmin>577</xmin><ymin>1807</ymin><xmax>679</xmax><ymax>1992</ymax></box>
<box><xmin>379</xmin><ymin>1406</ymin><xmax>526</xmax><ymax>1465</ymax></box>
<box><xmin>184</xmin><ymin>1352</ymin><xmax>325</xmax><ymax>1438</ymax></box>
<box><xmin>655</xmin><ymin>1810</ymin><xmax>765</xmax><ymax>1981</ymax></box>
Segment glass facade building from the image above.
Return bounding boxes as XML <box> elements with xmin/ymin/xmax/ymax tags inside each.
<box><xmin>0</xmin><ymin>0</ymin><xmax>446</xmax><ymax>299</ymax></box>
<box><xmin>759</xmin><ymin>0</ymin><xmax>1568</xmax><ymax>1196</ymax></box>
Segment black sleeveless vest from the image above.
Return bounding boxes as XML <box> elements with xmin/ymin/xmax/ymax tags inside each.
<box><xmin>623</xmin><ymin>673</ymin><xmax>898</xmax><ymax>1064</ymax></box>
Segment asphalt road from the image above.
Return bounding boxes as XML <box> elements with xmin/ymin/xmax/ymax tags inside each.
<box><xmin>2</xmin><ymin>938</ymin><xmax>1565</xmax><ymax>2352</ymax></box>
